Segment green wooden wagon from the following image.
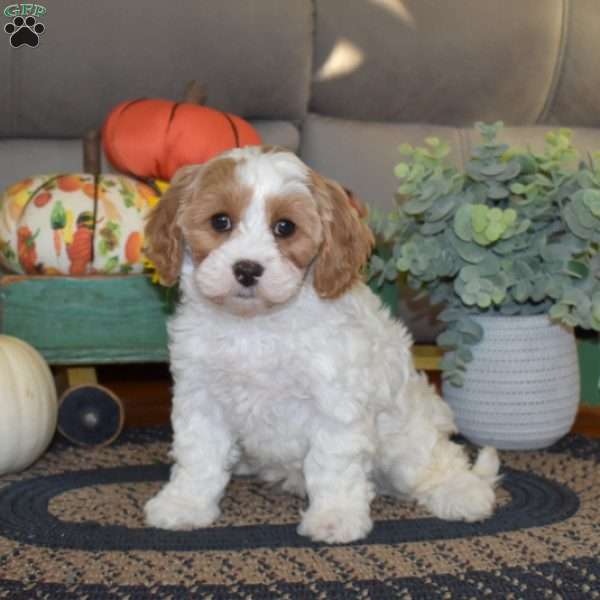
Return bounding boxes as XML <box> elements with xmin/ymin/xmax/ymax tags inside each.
<box><xmin>0</xmin><ymin>274</ymin><xmax>174</xmax><ymax>446</ymax></box>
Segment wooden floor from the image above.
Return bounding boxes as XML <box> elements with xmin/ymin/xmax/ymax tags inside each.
<box><xmin>572</xmin><ymin>405</ymin><xmax>600</xmax><ymax>438</ymax></box>
<box><xmin>96</xmin><ymin>364</ymin><xmax>173</xmax><ymax>428</ymax></box>
<box><xmin>96</xmin><ymin>364</ymin><xmax>600</xmax><ymax>437</ymax></box>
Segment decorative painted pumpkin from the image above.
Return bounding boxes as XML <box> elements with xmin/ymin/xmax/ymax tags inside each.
<box><xmin>102</xmin><ymin>94</ymin><xmax>261</xmax><ymax>180</ymax></box>
<box><xmin>0</xmin><ymin>335</ymin><xmax>58</xmax><ymax>475</ymax></box>
<box><xmin>0</xmin><ymin>174</ymin><xmax>164</xmax><ymax>275</ymax></box>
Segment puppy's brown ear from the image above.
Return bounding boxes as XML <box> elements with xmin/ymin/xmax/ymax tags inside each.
<box><xmin>311</xmin><ymin>173</ymin><xmax>375</xmax><ymax>299</ymax></box>
<box><xmin>144</xmin><ymin>165</ymin><xmax>201</xmax><ymax>287</ymax></box>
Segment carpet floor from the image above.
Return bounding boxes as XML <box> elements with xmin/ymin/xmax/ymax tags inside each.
<box><xmin>0</xmin><ymin>428</ymin><xmax>599</xmax><ymax>599</ymax></box>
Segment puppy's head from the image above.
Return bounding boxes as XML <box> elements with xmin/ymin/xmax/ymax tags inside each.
<box><xmin>145</xmin><ymin>146</ymin><xmax>374</xmax><ymax>316</ymax></box>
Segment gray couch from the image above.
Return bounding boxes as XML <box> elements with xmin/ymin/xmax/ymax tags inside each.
<box><xmin>2</xmin><ymin>0</ymin><xmax>600</xmax><ymax>341</ymax></box>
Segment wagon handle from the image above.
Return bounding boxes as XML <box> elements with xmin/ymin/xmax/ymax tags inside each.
<box><xmin>182</xmin><ymin>80</ymin><xmax>208</xmax><ymax>105</ymax></box>
<box><xmin>83</xmin><ymin>129</ymin><xmax>101</xmax><ymax>176</ymax></box>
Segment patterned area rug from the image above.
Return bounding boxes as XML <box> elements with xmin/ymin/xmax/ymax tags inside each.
<box><xmin>0</xmin><ymin>428</ymin><xmax>599</xmax><ymax>599</ymax></box>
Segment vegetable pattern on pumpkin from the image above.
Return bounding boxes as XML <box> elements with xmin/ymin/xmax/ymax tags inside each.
<box><xmin>57</xmin><ymin>175</ymin><xmax>83</xmax><ymax>193</ymax></box>
<box><xmin>1</xmin><ymin>173</ymin><xmax>161</xmax><ymax>275</ymax></box>
<box><xmin>4</xmin><ymin>179</ymin><xmax>32</xmax><ymax>227</ymax></box>
<box><xmin>137</xmin><ymin>182</ymin><xmax>161</xmax><ymax>209</ymax></box>
<box><xmin>50</xmin><ymin>201</ymin><xmax>67</xmax><ymax>257</ymax></box>
<box><xmin>66</xmin><ymin>212</ymin><xmax>94</xmax><ymax>275</ymax></box>
<box><xmin>17</xmin><ymin>226</ymin><xmax>40</xmax><ymax>272</ymax></box>
<box><xmin>0</xmin><ymin>237</ymin><xmax>15</xmax><ymax>267</ymax></box>
<box><xmin>125</xmin><ymin>231</ymin><xmax>143</xmax><ymax>263</ymax></box>
<box><xmin>103</xmin><ymin>256</ymin><xmax>120</xmax><ymax>273</ymax></box>
<box><xmin>98</xmin><ymin>221</ymin><xmax>121</xmax><ymax>256</ymax></box>
<box><xmin>116</xmin><ymin>178</ymin><xmax>138</xmax><ymax>210</ymax></box>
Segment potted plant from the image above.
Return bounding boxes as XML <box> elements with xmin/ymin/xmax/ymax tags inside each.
<box><xmin>369</xmin><ymin>122</ymin><xmax>600</xmax><ymax>450</ymax></box>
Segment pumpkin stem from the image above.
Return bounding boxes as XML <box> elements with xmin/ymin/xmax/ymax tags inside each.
<box><xmin>83</xmin><ymin>129</ymin><xmax>101</xmax><ymax>176</ymax></box>
<box><xmin>183</xmin><ymin>80</ymin><xmax>208</xmax><ymax>105</ymax></box>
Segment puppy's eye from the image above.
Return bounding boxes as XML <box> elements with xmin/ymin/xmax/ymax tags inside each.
<box><xmin>211</xmin><ymin>213</ymin><xmax>232</xmax><ymax>232</ymax></box>
<box><xmin>273</xmin><ymin>219</ymin><xmax>296</xmax><ymax>238</ymax></box>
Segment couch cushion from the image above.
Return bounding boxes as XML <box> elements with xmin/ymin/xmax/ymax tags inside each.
<box><xmin>0</xmin><ymin>121</ymin><xmax>299</xmax><ymax>191</ymax></box>
<box><xmin>0</xmin><ymin>139</ymin><xmax>84</xmax><ymax>191</ymax></box>
<box><xmin>299</xmin><ymin>113</ymin><xmax>467</xmax><ymax>210</ymax></box>
<box><xmin>250</xmin><ymin>121</ymin><xmax>300</xmax><ymax>154</ymax></box>
<box><xmin>310</xmin><ymin>0</ymin><xmax>568</xmax><ymax>125</ymax></box>
<box><xmin>1</xmin><ymin>1</ymin><xmax>313</xmax><ymax>138</ymax></box>
<box><xmin>541</xmin><ymin>0</ymin><xmax>600</xmax><ymax>126</ymax></box>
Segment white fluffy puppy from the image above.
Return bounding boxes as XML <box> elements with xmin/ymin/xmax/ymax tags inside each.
<box><xmin>143</xmin><ymin>145</ymin><xmax>500</xmax><ymax>544</ymax></box>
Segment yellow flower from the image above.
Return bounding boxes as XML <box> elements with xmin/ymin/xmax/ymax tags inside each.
<box><xmin>155</xmin><ymin>180</ymin><xmax>170</xmax><ymax>194</ymax></box>
<box><xmin>146</xmin><ymin>194</ymin><xmax>160</xmax><ymax>209</ymax></box>
<box><xmin>143</xmin><ymin>257</ymin><xmax>161</xmax><ymax>285</ymax></box>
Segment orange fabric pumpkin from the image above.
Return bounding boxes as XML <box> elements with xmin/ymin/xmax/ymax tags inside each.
<box><xmin>102</xmin><ymin>98</ymin><xmax>261</xmax><ymax>180</ymax></box>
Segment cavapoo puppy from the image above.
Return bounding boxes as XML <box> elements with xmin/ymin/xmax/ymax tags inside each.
<box><xmin>143</xmin><ymin>145</ymin><xmax>500</xmax><ymax>544</ymax></box>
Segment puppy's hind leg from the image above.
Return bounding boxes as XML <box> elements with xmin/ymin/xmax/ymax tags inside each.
<box><xmin>376</xmin><ymin>373</ymin><xmax>500</xmax><ymax>522</ymax></box>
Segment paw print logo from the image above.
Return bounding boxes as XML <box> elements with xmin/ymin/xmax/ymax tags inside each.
<box><xmin>4</xmin><ymin>16</ymin><xmax>45</xmax><ymax>48</ymax></box>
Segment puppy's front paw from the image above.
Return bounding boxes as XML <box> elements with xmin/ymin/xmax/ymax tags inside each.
<box><xmin>298</xmin><ymin>507</ymin><xmax>373</xmax><ymax>544</ymax></box>
<box><xmin>144</xmin><ymin>488</ymin><xmax>220</xmax><ymax>530</ymax></box>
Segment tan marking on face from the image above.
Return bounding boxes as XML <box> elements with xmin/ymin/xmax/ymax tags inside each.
<box><xmin>266</xmin><ymin>193</ymin><xmax>323</xmax><ymax>269</ymax></box>
<box><xmin>180</xmin><ymin>157</ymin><xmax>252</xmax><ymax>263</ymax></box>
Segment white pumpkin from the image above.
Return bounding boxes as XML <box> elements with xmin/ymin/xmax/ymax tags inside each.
<box><xmin>0</xmin><ymin>335</ymin><xmax>58</xmax><ymax>474</ymax></box>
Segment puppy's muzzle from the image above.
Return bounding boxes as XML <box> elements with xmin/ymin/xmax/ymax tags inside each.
<box><xmin>233</xmin><ymin>260</ymin><xmax>264</xmax><ymax>287</ymax></box>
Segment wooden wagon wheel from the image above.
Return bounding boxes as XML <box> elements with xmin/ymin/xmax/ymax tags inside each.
<box><xmin>56</xmin><ymin>368</ymin><xmax>124</xmax><ymax>447</ymax></box>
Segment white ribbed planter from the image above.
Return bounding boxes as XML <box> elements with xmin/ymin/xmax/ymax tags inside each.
<box><xmin>442</xmin><ymin>314</ymin><xmax>580</xmax><ymax>450</ymax></box>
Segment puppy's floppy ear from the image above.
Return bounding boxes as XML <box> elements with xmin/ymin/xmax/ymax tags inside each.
<box><xmin>311</xmin><ymin>173</ymin><xmax>375</xmax><ymax>299</ymax></box>
<box><xmin>144</xmin><ymin>164</ymin><xmax>201</xmax><ymax>287</ymax></box>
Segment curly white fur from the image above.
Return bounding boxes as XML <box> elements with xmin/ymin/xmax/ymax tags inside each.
<box><xmin>144</xmin><ymin>147</ymin><xmax>500</xmax><ymax>544</ymax></box>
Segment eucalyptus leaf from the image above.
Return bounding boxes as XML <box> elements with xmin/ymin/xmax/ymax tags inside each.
<box><xmin>426</xmin><ymin>194</ymin><xmax>457</xmax><ymax>222</ymax></box>
<box><xmin>454</xmin><ymin>204</ymin><xmax>473</xmax><ymax>242</ymax></box>
<box><xmin>495</xmin><ymin>160</ymin><xmax>521</xmax><ymax>181</ymax></box>
<box><xmin>512</xmin><ymin>280</ymin><xmax>532</xmax><ymax>303</ymax></box>
<box><xmin>456</xmin><ymin>318</ymin><xmax>484</xmax><ymax>342</ymax></box>
<box><xmin>471</xmin><ymin>205</ymin><xmax>488</xmax><ymax>233</ymax></box>
<box><xmin>420</xmin><ymin>220</ymin><xmax>447</xmax><ymax>235</ymax></box>
<box><xmin>563</xmin><ymin>202</ymin><xmax>595</xmax><ymax>240</ymax></box>
<box><xmin>403</xmin><ymin>195</ymin><xmax>435</xmax><ymax>215</ymax></box>
<box><xmin>438</xmin><ymin>307</ymin><xmax>465</xmax><ymax>322</ymax></box>
<box><xmin>448</xmin><ymin>232</ymin><xmax>488</xmax><ymax>263</ymax></box>
<box><xmin>394</xmin><ymin>163</ymin><xmax>410</xmax><ymax>179</ymax></box>
<box><xmin>439</xmin><ymin>353</ymin><xmax>457</xmax><ymax>371</ymax></box>
<box><xmin>487</xmin><ymin>183</ymin><xmax>509</xmax><ymax>199</ymax></box>
<box><xmin>478</xmin><ymin>254</ymin><xmax>501</xmax><ymax>276</ymax></box>
<box><xmin>499</xmin><ymin>302</ymin><xmax>522</xmax><ymax>315</ymax></box>
<box><xmin>370</xmin><ymin>254</ymin><xmax>385</xmax><ymax>269</ymax></box>
<box><xmin>480</xmin><ymin>163</ymin><xmax>507</xmax><ymax>177</ymax></box>
<box><xmin>510</xmin><ymin>182</ymin><xmax>527</xmax><ymax>195</ymax></box>
<box><xmin>448</xmin><ymin>372</ymin><xmax>464</xmax><ymax>387</ymax></box>
<box><xmin>565</xmin><ymin>260</ymin><xmax>589</xmax><ymax>279</ymax></box>
<box><xmin>456</xmin><ymin>346</ymin><xmax>473</xmax><ymax>363</ymax></box>
<box><xmin>438</xmin><ymin>330</ymin><xmax>460</xmax><ymax>348</ymax></box>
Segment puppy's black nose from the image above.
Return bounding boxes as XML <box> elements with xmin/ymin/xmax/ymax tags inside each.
<box><xmin>233</xmin><ymin>260</ymin><xmax>264</xmax><ymax>287</ymax></box>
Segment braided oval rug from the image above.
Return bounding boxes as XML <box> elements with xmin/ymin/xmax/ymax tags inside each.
<box><xmin>0</xmin><ymin>428</ymin><xmax>598</xmax><ymax>599</ymax></box>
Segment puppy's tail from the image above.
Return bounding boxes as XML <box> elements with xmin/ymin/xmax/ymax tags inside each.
<box><xmin>472</xmin><ymin>446</ymin><xmax>501</xmax><ymax>485</ymax></box>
